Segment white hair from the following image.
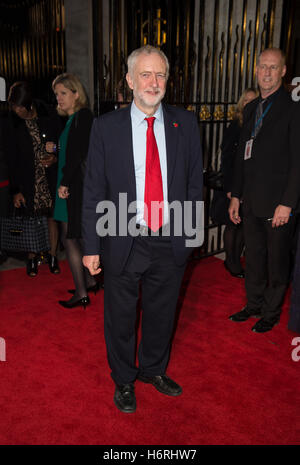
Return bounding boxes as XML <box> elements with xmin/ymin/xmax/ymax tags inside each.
<box><xmin>127</xmin><ymin>45</ymin><xmax>169</xmax><ymax>79</ymax></box>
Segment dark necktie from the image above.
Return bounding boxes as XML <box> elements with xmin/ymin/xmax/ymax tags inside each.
<box><xmin>144</xmin><ymin>117</ymin><xmax>164</xmax><ymax>232</ymax></box>
<box><xmin>253</xmin><ymin>99</ymin><xmax>266</xmax><ymax>138</ymax></box>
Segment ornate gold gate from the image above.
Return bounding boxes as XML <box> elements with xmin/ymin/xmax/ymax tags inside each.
<box><xmin>93</xmin><ymin>0</ymin><xmax>295</xmax><ymax>256</ymax></box>
<box><xmin>0</xmin><ymin>0</ymin><xmax>65</xmax><ymax>104</ymax></box>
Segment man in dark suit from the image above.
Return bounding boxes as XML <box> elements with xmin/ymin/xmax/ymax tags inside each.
<box><xmin>229</xmin><ymin>48</ymin><xmax>300</xmax><ymax>333</ymax></box>
<box><xmin>82</xmin><ymin>45</ymin><xmax>203</xmax><ymax>412</ymax></box>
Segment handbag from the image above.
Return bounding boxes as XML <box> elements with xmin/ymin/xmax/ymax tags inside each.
<box><xmin>0</xmin><ymin>209</ymin><xmax>50</xmax><ymax>253</ymax></box>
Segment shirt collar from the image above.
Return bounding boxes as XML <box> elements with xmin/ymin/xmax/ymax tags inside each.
<box><xmin>130</xmin><ymin>101</ymin><xmax>163</xmax><ymax>126</ymax></box>
<box><xmin>259</xmin><ymin>84</ymin><xmax>283</xmax><ymax>104</ymax></box>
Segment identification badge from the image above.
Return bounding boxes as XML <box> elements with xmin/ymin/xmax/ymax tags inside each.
<box><xmin>244</xmin><ymin>139</ymin><xmax>253</xmax><ymax>160</ymax></box>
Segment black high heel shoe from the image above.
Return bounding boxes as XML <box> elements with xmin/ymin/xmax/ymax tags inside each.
<box><xmin>68</xmin><ymin>281</ymin><xmax>103</xmax><ymax>295</ymax></box>
<box><xmin>48</xmin><ymin>254</ymin><xmax>60</xmax><ymax>274</ymax></box>
<box><xmin>58</xmin><ymin>296</ymin><xmax>90</xmax><ymax>309</ymax></box>
<box><xmin>27</xmin><ymin>257</ymin><xmax>38</xmax><ymax>277</ymax></box>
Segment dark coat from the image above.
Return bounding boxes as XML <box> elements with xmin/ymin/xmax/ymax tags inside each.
<box><xmin>3</xmin><ymin>100</ymin><xmax>62</xmax><ymax>216</ymax></box>
<box><xmin>220</xmin><ymin>118</ymin><xmax>241</xmax><ymax>194</ymax></box>
<box><xmin>60</xmin><ymin>107</ymin><xmax>94</xmax><ymax>238</ymax></box>
<box><xmin>82</xmin><ymin>103</ymin><xmax>203</xmax><ymax>275</ymax></box>
<box><xmin>0</xmin><ymin>117</ymin><xmax>10</xmax><ymax>216</ymax></box>
<box><xmin>232</xmin><ymin>86</ymin><xmax>300</xmax><ymax>216</ymax></box>
<box><xmin>210</xmin><ymin>119</ymin><xmax>242</xmax><ymax>225</ymax></box>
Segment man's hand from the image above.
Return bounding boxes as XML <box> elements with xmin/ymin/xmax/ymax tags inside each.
<box><xmin>229</xmin><ymin>197</ymin><xmax>241</xmax><ymax>224</ymax></box>
<box><xmin>83</xmin><ymin>255</ymin><xmax>102</xmax><ymax>275</ymax></box>
<box><xmin>271</xmin><ymin>205</ymin><xmax>292</xmax><ymax>228</ymax></box>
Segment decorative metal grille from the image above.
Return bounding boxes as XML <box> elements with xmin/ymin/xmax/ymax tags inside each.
<box><xmin>93</xmin><ymin>0</ymin><xmax>288</xmax><ymax>257</ymax></box>
<box><xmin>0</xmin><ymin>0</ymin><xmax>294</xmax><ymax>257</ymax></box>
<box><xmin>0</xmin><ymin>0</ymin><xmax>66</xmax><ymax>105</ymax></box>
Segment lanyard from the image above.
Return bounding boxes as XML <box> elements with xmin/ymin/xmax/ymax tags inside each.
<box><xmin>251</xmin><ymin>101</ymin><xmax>273</xmax><ymax>138</ymax></box>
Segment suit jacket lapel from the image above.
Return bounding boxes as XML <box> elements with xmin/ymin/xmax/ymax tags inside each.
<box><xmin>163</xmin><ymin>104</ymin><xmax>179</xmax><ymax>188</ymax></box>
<box><xmin>118</xmin><ymin>105</ymin><xmax>136</xmax><ymax>201</ymax></box>
<box><xmin>256</xmin><ymin>87</ymin><xmax>286</xmax><ymax>137</ymax></box>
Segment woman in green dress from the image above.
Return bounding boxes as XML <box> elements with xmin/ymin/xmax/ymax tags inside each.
<box><xmin>51</xmin><ymin>73</ymin><xmax>99</xmax><ymax>309</ymax></box>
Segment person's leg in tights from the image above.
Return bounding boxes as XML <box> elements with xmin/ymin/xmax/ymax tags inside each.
<box><xmin>223</xmin><ymin>223</ymin><xmax>244</xmax><ymax>274</ymax></box>
<box><xmin>27</xmin><ymin>251</ymin><xmax>38</xmax><ymax>276</ymax></box>
<box><xmin>47</xmin><ymin>217</ymin><xmax>60</xmax><ymax>273</ymax></box>
<box><xmin>60</xmin><ymin>222</ymin><xmax>95</xmax><ymax>303</ymax></box>
<box><xmin>48</xmin><ymin>217</ymin><xmax>59</xmax><ymax>257</ymax></box>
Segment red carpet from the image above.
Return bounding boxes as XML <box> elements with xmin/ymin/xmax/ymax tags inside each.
<box><xmin>0</xmin><ymin>257</ymin><xmax>299</xmax><ymax>445</ymax></box>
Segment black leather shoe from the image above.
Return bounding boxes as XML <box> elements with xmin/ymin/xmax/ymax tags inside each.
<box><xmin>26</xmin><ymin>258</ymin><xmax>38</xmax><ymax>277</ymax></box>
<box><xmin>48</xmin><ymin>255</ymin><xmax>60</xmax><ymax>274</ymax></box>
<box><xmin>137</xmin><ymin>374</ymin><xmax>182</xmax><ymax>396</ymax></box>
<box><xmin>229</xmin><ymin>306</ymin><xmax>262</xmax><ymax>322</ymax></box>
<box><xmin>114</xmin><ymin>384</ymin><xmax>136</xmax><ymax>413</ymax></box>
<box><xmin>252</xmin><ymin>317</ymin><xmax>279</xmax><ymax>333</ymax></box>
<box><xmin>58</xmin><ymin>296</ymin><xmax>90</xmax><ymax>309</ymax></box>
<box><xmin>224</xmin><ymin>261</ymin><xmax>245</xmax><ymax>278</ymax></box>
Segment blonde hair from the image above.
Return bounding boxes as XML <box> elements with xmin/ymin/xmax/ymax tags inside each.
<box><xmin>52</xmin><ymin>73</ymin><xmax>89</xmax><ymax>115</ymax></box>
<box><xmin>235</xmin><ymin>87</ymin><xmax>259</xmax><ymax>125</ymax></box>
<box><xmin>127</xmin><ymin>45</ymin><xmax>169</xmax><ymax>79</ymax></box>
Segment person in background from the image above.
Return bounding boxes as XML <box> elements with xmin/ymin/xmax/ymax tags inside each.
<box><xmin>51</xmin><ymin>73</ymin><xmax>99</xmax><ymax>309</ymax></box>
<box><xmin>212</xmin><ymin>88</ymin><xmax>258</xmax><ymax>278</ymax></box>
<box><xmin>116</xmin><ymin>78</ymin><xmax>132</xmax><ymax>108</ymax></box>
<box><xmin>0</xmin><ymin>116</ymin><xmax>10</xmax><ymax>264</ymax></box>
<box><xmin>5</xmin><ymin>81</ymin><xmax>61</xmax><ymax>276</ymax></box>
<box><xmin>229</xmin><ymin>48</ymin><xmax>300</xmax><ymax>333</ymax></box>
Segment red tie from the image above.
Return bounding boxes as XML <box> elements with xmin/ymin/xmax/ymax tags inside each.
<box><xmin>144</xmin><ymin>117</ymin><xmax>164</xmax><ymax>232</ymax></box>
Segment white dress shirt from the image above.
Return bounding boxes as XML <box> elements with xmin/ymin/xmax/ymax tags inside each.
<box><xmin>130</xmin><ymin>101</ymin><xmax>169</xmax><ymax>226</ymax></box>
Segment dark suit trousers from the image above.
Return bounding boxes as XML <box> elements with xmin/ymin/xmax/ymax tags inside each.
<box><xmin>243</xmin><ymin>206</ymin><xmax>295</xmax><ymax>320</ymax></box>
<box><xmin>288</xmin><ymin>223</ymin><xmax>300</xmax><ymax>333</ymax></box>
<box><xmin>104</xmin><ymin>234</ymin><xmax>186</xmax><ymax>385</ymax></box>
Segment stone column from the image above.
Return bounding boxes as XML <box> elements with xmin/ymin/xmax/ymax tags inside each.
<box><xmin>64</xmin><ymin>0</ymin><xmax>94</xmax><ymax>108</ymax></box>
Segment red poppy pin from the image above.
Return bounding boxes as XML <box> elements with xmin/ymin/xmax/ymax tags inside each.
<box><xmin>173</xmin><ymin>122</ymin><xmax>178</xmax><ymax>128</ymax></box>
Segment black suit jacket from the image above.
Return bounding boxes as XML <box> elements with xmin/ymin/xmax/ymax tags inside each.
<box><xmin>231</xmin><ymin>86</ymin><xmax>300</xmax><ymax>217</ymax></box>
<box><xmin>82</xmin><ymin>103</ymin><xmax>203</xmax><ymax>275</ymax></box>
<box><xmin>61</xmin><ymin>107</ymin><xmax>94</xmax><ymax>238</ymax></box>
